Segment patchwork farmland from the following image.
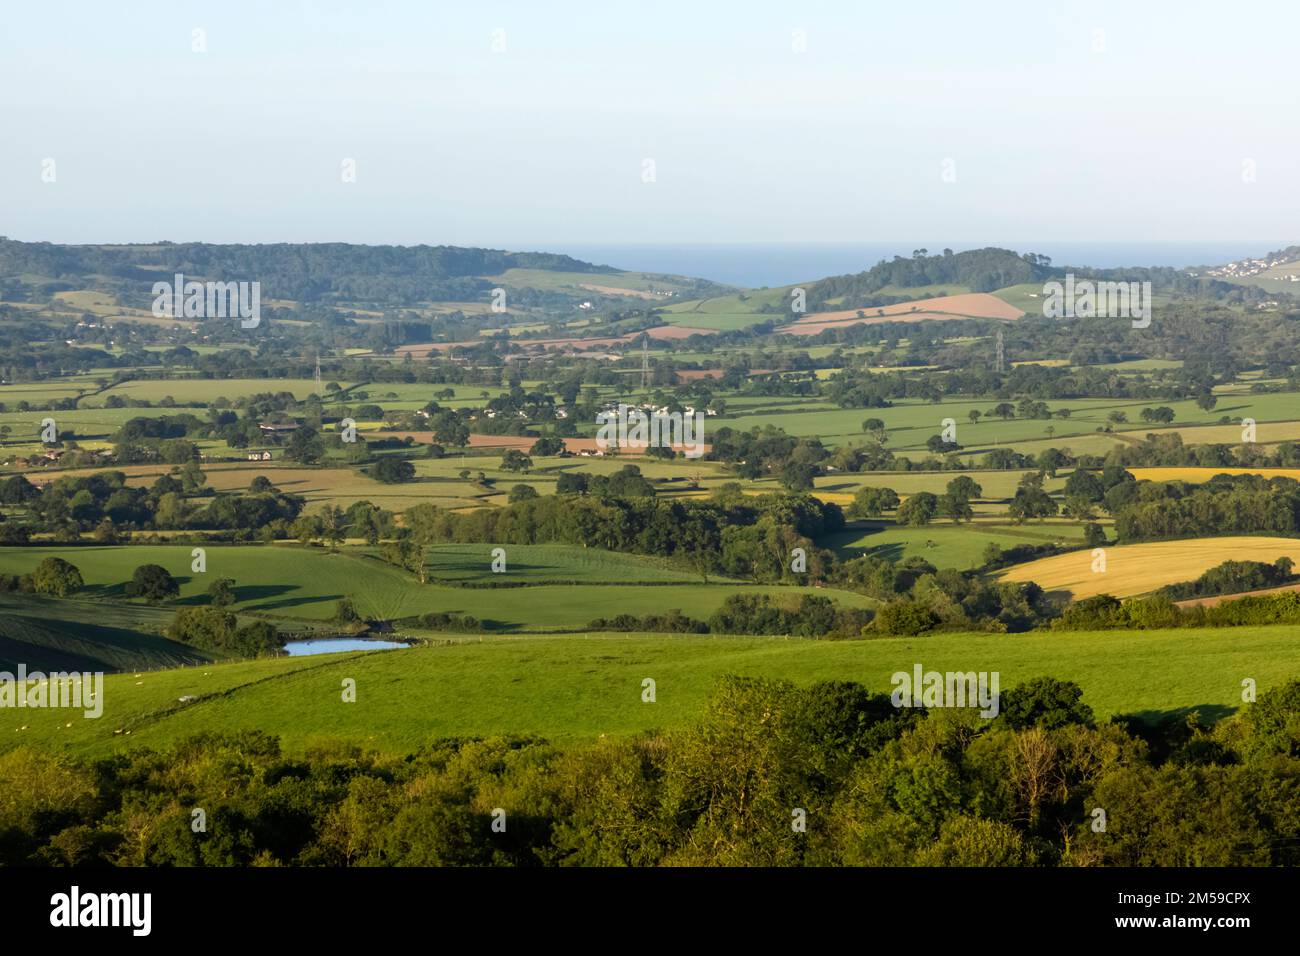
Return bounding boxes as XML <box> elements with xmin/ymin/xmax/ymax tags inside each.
<box><xmin>6</xmin><ymin>238</ymin><xmax>1300</xmax><ymax>874</ymax></box>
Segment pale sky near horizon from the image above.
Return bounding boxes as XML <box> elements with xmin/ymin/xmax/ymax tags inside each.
<box><xmin>2</xmin><ymin>0</ymin><xmax>1297</xmax><ymax>249</ymax></box>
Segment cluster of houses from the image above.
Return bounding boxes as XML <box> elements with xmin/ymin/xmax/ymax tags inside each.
<box><xmin>598</xmin><ymin>400</ymin><xmax>717</xmax><ymax>418</ymax></box>
<box><xmin>474</xmin><ymin>408</ymin><xmax>530</xmax><ymax>421</ymax></box>
<box><xmin>1200</xmin><ymin>253</ymin><xmax>1300</xmax><ymax>281</ymax></box>
<box><xmin>4</xmin><ymin>447</ymin><xmax>113</xmax><ymax>468</ymax></box>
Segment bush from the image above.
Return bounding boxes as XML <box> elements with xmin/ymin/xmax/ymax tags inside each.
<box><xmin>0</xmin><ymin>523</ymin><xmax>32</xmax><ymax>545</ymax></box>
<box><xmin>500</xmin><ymin>450</ymin><xmax>532</xmax><ymax>472</ymax></box>
<box><xmin>529</xmin><ymin>437</ymin><xmax>566</xmax><ymax>456</ymax></box>
<box><xmin>29</xmin><ymin>557</ymin><xmax>83</xmax><ymax>597</ymax></box>
<box><xmin>706</xmin><ymin>593</ymin><xmax>872</xmax><ymax>637</ymax></box>
<box><xmin>167</xmin><ymin>606</ymin><xmax>234</xmax><ymax>647</ymax></box>
<box><xmin>1055</xmin><ymin>589</ymin><xmax>1300</xmax><ymax>631</ymax></box>
<box><xmin>999</xmin><ymin>677</ymin><xmax>1095</xmax><ymax>730</ymax></box>
<box><xmin>897</xmin><ymin>492</ymin><xmax>938</xmax><ymax>527</ymax></box>
<box><xmin>1055</xmin><ymin>594</ymin><xmax>1123</xmax><ymax>630</ymax></box>
<box><xmin>872</xmin><ymin>600</ymin><xmax>939</xmax><ymax>636</ymax></box>
<box><xmin>167</xmin><ymin>606</ymin><xmax>284</xmax><ymax>655</ymax></box>
<box><xmin>230</xmin><ymin>621</ymin><xmax>283</xmax><ymax>657</ymax></box>
<box><xmin>1204</xmin><ymin>591</ymin><xmax>1300</xmax><ymax>627</ymax></box>
<box><xmin>372</xmin><ymin>457</ymin><xmax>416</xmax><ymax>483</ymax></box>
<box><xmin>588</xmin><ymin>609</ymin><xmax>708</xmax><ymax>633</ymax></box>
<box><xmin>125</xmin><ymin>564</ymin><xmax>179</xmax><ymax>602</ymax></box>
<box><xmin>508</xmin><ymin>484</ymin><xmax>539</xmax><ymax>503</ymax></box>
<box><xmin>419</xmin><ymin>612</ymin><xmax>485</xmax><ymax>632</ymax></box>
<box><xmin>207</xmin><ymin>578</ymin><xmax>236</xmax><ymax>607</ymax></box>
<box><xmin>848</xmin><ymin>486</ymin><xmax>899</xmax><ymax>518</ymax></box>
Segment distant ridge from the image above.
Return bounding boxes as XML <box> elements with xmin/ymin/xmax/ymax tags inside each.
<box><xmin>805</xmin><ymin>247</ymin><xmax>1058</xmax><ymax>310</ymax></box>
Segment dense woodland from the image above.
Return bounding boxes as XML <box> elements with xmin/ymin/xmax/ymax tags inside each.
<box><xmin>0</xmin><ymin>239</ymin><xmax>612</xmax><ymax>307</ymax></box>
<box><xmin>4</xmin><ymin>675</ymin><xmax>1300</xmax><ymax>866</ymax></box>
<box><xmin>807</xmin><ymin>247</ymin><xmax>1056</xmax><ymax>304</ymax></box>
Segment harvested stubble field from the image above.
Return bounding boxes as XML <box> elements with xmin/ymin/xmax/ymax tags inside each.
<box><xmin>998</xmin><ymin>536</ymin><xmax>1300</xmax><ymax>599</ymax></box>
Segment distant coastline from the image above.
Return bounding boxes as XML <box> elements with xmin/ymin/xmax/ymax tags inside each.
<box><xmin>555</xmin><ymin>241</ymin><xmax>1295</xmax><ymax>288</ymax></box>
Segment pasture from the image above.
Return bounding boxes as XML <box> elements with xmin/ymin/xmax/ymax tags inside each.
<box><xmin>15</xmin><ymin>624</ymin><xmax>1300</xmax><ymax>757</ymax></box>
<box><xmin>0</xmin><ymin>544</ymin><xmax>873</xmax><ymax>631</ymax></box>
<box><xmin>91</xmin><ymin>378</ymin><xmax>344</xmax><ymax>405</ymax></box>
<box><xmin>826</xmin><ymin>520</ymin><xmax>1086</xmax><ymax>568</ymax></box>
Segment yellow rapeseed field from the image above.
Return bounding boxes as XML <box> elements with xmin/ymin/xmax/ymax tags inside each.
<box><xmin>999</xmin><ymin>536</ymin><xmax>1300</xmax><ymax>599</ymax></box>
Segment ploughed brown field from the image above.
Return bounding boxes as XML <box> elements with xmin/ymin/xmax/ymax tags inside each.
<box><xmin>779</xmin><ymin>292</ymin><xmax>1024</xmax><ymax>334</ymax></box>
<box><xmin>674</xmin><ymin>368</ymin><xmax>775</xmax><ymax>382</ymax></box>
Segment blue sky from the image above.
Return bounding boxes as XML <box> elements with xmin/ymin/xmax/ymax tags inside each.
<box><xmin>2</xmin><ymin>0</ymin><xmax>1296</xmax><ymax>247</ymax></box>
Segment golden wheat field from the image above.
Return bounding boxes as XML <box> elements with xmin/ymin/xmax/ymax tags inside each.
<box><xmin>998</xmin><ymin>536</ymin><xmax>1300</xmax><ymax>599</ymax></box>
<box><xmin>1127</xmin><ymin>467</ymin><xmax>1300</xmax><ymax>482</ymax></box>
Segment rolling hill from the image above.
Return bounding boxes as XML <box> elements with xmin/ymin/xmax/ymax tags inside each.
<box><xmin>0</xmin><ymin>592</ymin><xmax>210</xmax><ymax>672</ymax></box>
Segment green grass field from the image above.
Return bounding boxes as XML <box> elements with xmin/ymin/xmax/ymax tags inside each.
<box><xmin>0</xmin><ymin>592</ymin><xmax>211</xmax><ymax>672</ymax></box>
<box><xmin>715</xmin><ymin>390</ymin><xmax>1300</xmax><ymax>451</ymax></box>
<box><xmin>815</xmin><ymin>469</ymin><xmax>1067</xmax><ymax>499</ymax></box>
<box><xmin>417</xmin><ymin>543</ymin><xmax>733</xmax><ymax>584</ymax></box>
<box><xmin>0</xmin><ymin>545</ymin><xmax>872</xmax><ymax>631</ymax></box>
<box><xmin>825</xmin><ymin>520</ymin><xmax>1086</xmax><ymax>568</ymax></box>
<box><xmin>0</xmin><ymin>382</ymin><xmax>93</xmax><ymax>405</ymax></box>
<box><xmin>91</xmin><ymin>378</ymin><xmax>345</xmax><ymax>405</ymax></box>
<box><xmin>663</xmin><ymin>286</ymin><xmax>795</xmax><ymax>329</ymax></box>
<box><xmin>14</xmin><ymin>624</ymin><xmax>1298</xmax><ymax>758</ymax></box>
<box><xmin>343</xmin><ymin>382</ymin><xmax>513</xmax><ymax>404</ymax></box>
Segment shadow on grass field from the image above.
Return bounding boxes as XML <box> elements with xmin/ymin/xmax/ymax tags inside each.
<box><xmin>0</xmin><ymin>593</ymin><xmax>211</xmax><ymax>673</ymax></box>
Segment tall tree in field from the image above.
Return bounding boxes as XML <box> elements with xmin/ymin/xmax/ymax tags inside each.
<box><xmin>320</xmin><ymin>505</ymin><xmax>348</xmax><ymax>550</ymax></box>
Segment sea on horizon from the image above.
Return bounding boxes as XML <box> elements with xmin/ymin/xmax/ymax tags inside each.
<box><xmin>552</xmin><ymin>241</ymin><xmax>1294</xmax><ymax>289</ymax></box>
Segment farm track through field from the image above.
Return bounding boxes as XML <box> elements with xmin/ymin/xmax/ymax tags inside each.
<box><xmin>114</xmin><ymin>651</ymin><xmax>374</xmax><ymax>736</ymax></box>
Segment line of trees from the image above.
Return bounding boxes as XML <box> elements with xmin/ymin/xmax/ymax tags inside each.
<box><xmin>1112</xmin><ymin>473</ymin><xmax>1300</xmax><ymax>541</ymax></box>
<box><xmin>378</xmin><ymin>487</ymin><xmax>843</xmax><ymax>585</ymax></box>
<box><xmin>0</xmin><ymin>470</ymin><xmax>305</xmax><ymax>541</ymax></box>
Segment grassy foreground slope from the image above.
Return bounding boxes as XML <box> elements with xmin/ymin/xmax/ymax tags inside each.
<box><xmin>15</xmin><ymin>627</ymin><xmax>1298</xmax><ymax>758</ymax></box>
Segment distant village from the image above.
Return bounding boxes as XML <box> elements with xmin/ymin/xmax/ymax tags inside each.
<box><xmin>1198</xmin><ymin>250</ymin><xmax>1300</xmax><ymax>281</ymax></box>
